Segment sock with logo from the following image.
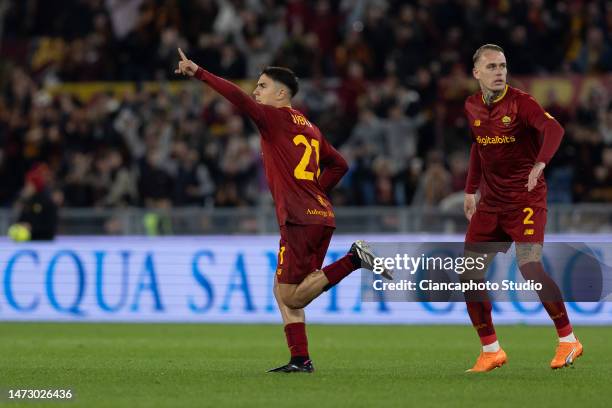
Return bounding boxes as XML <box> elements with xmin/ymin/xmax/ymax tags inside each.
<box><xmin>519</xmin><ymin>262</ymin><xmax>572</xmax><ymax>338</ymax></box>
<box><xmin>466</xmin><ymin>301</ymin><xmax>497</xmax><ymax>347</ymax></box>
<box><xmin>285</xmin><ymin>323</ymin><xmax>309</xmax><ymax>364</ymax></box>
<box><xmin>544</xmin><ymin>302</ymin><xmax>572</xmax><ymax>338</ymax></box>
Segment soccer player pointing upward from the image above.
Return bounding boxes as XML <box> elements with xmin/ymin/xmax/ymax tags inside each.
<box><xmin>462</xmin><ymin>44</ymin><xmax>582</xmax><ymax>372</ymax></box>
<box><xmin>175</xmin><ymin>49</ymin><xmax>390</xmax><ymax>373</ymax></box>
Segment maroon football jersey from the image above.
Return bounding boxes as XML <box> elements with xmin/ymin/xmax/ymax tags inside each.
<box><xmin>195</xmin><ymin>68</ymin><xmax>347</xmax><ymax>227</ymax></box>
<box><xmin>464</xmin><ymin>85</ymin><xmax>564</xmax><ymax>212</ymax></box>
<box><xmin>257</xmin><ymin>106</ymin><xmax>342</xmax><ymax>227</ymax></box>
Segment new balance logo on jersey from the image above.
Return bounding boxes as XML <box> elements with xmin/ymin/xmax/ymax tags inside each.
<box><xmin>476</xmin><ymin>135</ymin><xmax>516</xmax><ymax>146</ymax></box>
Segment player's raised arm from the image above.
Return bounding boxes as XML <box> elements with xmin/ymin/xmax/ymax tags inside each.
<box><xmin>174</xmin><ymin>48</ymin><xmax>267</xmax><ymax>128</ymax></box>
<box><xmin>318</xmin><ymin>137</ymin><xmax>349</xmax><ymax>193</ymax></box>
<box><xmin>464</xmin><ymin>142</ymin><xmax>482</xmax><ymax>220</ymax></box>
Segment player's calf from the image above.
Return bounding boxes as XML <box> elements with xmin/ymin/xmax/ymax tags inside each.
<box><xmin>278</xmin><ymin>271</ymin><xmax>327</xmax><ymax>309</ymax></box>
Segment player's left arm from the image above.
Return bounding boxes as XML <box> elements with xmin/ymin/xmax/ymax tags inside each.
<box><xmin>464</xmin><ymin>142</ymin><xmax>481</xmax><ymax>221</ymax></box>
<box><xmin>318</xmin><ymin>136</ymin><xmax>349</xmax><ymax>193</ymax></box>
<box><xmin>518</xmin><ymin>95</ymin><xmax>565</xmax><ymax>191</ymax></box>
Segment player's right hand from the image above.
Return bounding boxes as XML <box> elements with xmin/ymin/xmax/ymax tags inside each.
<box><xmin>175</xmin><ymin>48</ymin><xmax>198</xmax><ymax>77</ymax></box>
<box><xmin>464</xmin><ymin>193</ymin><xmax>476</xmax><ymax>221</ymax></box>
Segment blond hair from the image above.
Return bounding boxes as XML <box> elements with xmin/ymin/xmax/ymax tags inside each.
<box><xmin>473</xmin><ymin>44</ymin><xmax>504</xmax><ymax>65</ymax></box>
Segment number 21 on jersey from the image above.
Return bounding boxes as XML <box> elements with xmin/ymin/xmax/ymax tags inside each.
<box><xmin>293</xmin><ymin>134</ymin><xmax>320</xmax><ymax>180</ymax></box>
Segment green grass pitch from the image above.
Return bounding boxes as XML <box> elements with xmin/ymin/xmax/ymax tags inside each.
<box><xmin>1</xmin><ymin>323</ymin><xmax>610</xmax><ymax>407</ymax></box>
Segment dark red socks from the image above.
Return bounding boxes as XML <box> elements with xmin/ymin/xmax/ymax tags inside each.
<box><xmin>466</xmin><ymin>301</ymin><xmax>497</xmax><ymax>345</ymax></box>
<box><xmin>519</xmin><ymin>261</ymin><xmax>572</xmax><ymax>337</ymax></box>
<box><xmin>284</xmin><ymin>322</ymin><xmax>309</xmax><ymax>361</ymax></box>
<box><xmin>322</xmin><ymin>254</ymin><xmax>358</xmax><ymax>286</ymax></box>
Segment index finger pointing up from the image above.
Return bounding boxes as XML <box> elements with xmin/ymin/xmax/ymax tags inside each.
<box><xmin>178</xmin><ymin>48</ymin><xmax>188</xmax><ymax>61</ymax></box>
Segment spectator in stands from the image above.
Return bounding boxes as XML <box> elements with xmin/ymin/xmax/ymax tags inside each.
<box><xmin>171</xmin><ymin>141</ymin><xmax>215</xmax><ymax>207</ymax></box>
<box><xmin>138</xmin><ymin>149</ymin><xmax>174</xmax><ymax>209</ymax></box>
<box><xmin>13</xmin><ymin>163</ymin><xmax>59</xmax><ymax>240</ymax></box>
<box><xmin>571</xmin><ymin>27</ymin><xmax>612</xmax><ymax>74</ymax></box>
<box><xmin>412</xmin><ymin>150</ymin><xmax>451</xmax><ymax>207</ymax></box>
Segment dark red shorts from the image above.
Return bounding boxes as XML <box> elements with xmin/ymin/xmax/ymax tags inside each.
<box><xmin>465</xmin><ymin>206</ymin><xmax>547</xmax><ymax>252</ymax></box>
<box><xmin>276</xmin><ymin>223</ymin><xmax>335</xmax><ymax>284</ymax></box>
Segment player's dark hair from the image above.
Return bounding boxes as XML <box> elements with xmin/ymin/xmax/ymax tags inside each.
<box><xmin>260</xmin><ymin>66</ymin><xmax>299</xmax><ymax>98</ymax></box>
<box><xmin>473</xmin><ymin>44</ymin><xmax>505</xmax><ymax>65</ymax></box>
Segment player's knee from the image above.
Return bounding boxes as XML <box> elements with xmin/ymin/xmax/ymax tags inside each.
<box><xmin>284</xmin><ymin>296</ymin><xmax>307</xmax><ymax>309</ymax></box>
<box><xmin>273</xmin><ymin>282</ymin><xmax>281</xmax><ymax>301</ymax></box>
<box><xmin>278</xmin><ymin>289</ymin><xmax>305</xmax><ymax>309</ymax></box>
<box><xmin>516</xmin><ymin>243</ymin><xmax>542</xmax><ymax>267</ymax></box>
<box><xmin>285</xmin><ymin>301</ymin><xmax>303</xmax><ymax>310</ymax></box>
<box><xmin>462</xmin><ymin>251</ymin><xmax>494</xmax><ymax>280</ymax></box>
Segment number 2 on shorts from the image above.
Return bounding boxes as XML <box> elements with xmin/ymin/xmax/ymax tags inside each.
<box><xmin>523</xmin><ymin>207</ymin><xmax>534</xmax><ymax>225</ymax></box>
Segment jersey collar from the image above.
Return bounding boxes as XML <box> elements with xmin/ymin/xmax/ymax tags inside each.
<box><xmin>481</xmin><ymin>84</ymin><xmax>509</xmax><ymax>105</ymax></box>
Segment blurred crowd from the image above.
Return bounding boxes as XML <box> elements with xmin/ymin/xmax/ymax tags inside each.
<box><xmin>0</xmin><ymin>0</ymin><xmax>611</xmax><ymax>211</ymax></box>
<box><xmin>4</xmin><ymin>0</ymin><xmax>612</xmax><ymax>80</ymax></box>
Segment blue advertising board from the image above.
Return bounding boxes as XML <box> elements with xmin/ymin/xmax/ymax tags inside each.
<box><xmin>1</xmin><ymin>235</ymin><xmax>610</xmax><ymax>324</ymax></box>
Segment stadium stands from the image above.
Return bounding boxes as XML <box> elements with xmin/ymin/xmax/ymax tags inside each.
<box><xmin>0</xmin><ymin>0</ymin><xmax>611</xmax><ymax>211</ymax></box>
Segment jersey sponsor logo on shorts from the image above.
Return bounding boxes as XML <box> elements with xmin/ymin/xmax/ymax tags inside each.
<box><xmin>276</xmin><ymin>268</ymin><xmax>282</xmax><ymax>276</ymax></box>
<box><xmin>502</xmin><ymin>115</ymin><xmax>512</xmax><ymax>125</ymax></box>
<box><xmin>473</xmin><ymin>119</ymin><xmax>481</xmax><ymax>127</ymax></box>
<box><xmin>475</xmin><ymin>135</ymin><xmax>516</xmax><ymax>146</ymax></box>
<box><xmin>524</xmin><ymin>228</ymin><xmax>535</xmax><ymax>236</ymax></box>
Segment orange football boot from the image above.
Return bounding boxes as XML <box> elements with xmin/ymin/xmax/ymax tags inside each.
<box><xmin>466</xmin><ymin>349</ymin><xmax>507</xmax><ymax>372</ymax></box>
<box><xmin>550</xmin><ymin>340</ymin><xmax>583</xmax><ymax>369</ymax></box>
